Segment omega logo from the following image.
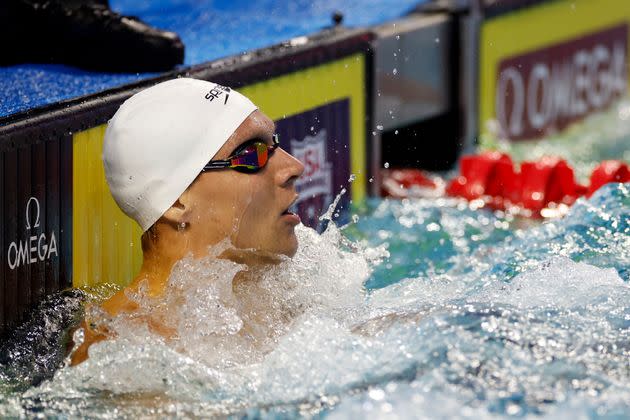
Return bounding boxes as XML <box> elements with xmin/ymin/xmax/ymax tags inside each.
<box><xmin>495</xmin><ymin>24</ymin><xmax>628</xmax><ymax>140</ymax></box>
<box><xmin>6</xmin><ymin>196</ymin><xmax>58</xmax><ymax>270</ymax></box>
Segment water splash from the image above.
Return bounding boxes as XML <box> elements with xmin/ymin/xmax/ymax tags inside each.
<box><xmin>319</xmin><ymin>187</ymin><xmax>347</xmax><ymax>222</ymax></box>
<box><xmin>0</xmin><ymin>290</ymin><xmax>84</xmax><ymax>392</ymax></box>
<box><xmin>0</xmin><ymin>182</ymin><xmax>626</xmax><ymax>418</ymax></box>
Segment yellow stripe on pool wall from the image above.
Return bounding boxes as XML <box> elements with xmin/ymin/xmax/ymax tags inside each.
<box><xmin>73</xmin><ymin>54</ymin><xmax>367</xmax><ymax>288</ymax></box>
<box><xmin>72</xmin><ymin>125</ymin><xmax>143</xmax><ymax>288</ymax></box>
<box><xmin>241</xmin><ymin>53</ymin><xmax>367</xmax><ymax>203</ymax></box>
<box><xmin>479</xmin><ymin>0</ymin><xmax>630</xmax><ymax>140</ymax></box>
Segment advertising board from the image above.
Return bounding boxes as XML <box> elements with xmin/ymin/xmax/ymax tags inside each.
<box><xmin>0</xmin><ymin>135</ymin><xmax>72</xmax><ymax>330</ymax></box>
<box><xmin>479</xmin><ymin>0</ymin><xmax>630</xmax><ymax>141</ymax></box>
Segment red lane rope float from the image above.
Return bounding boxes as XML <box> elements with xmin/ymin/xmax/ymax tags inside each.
<box><xmin>446</xmin><ymin>154</ymin><xmax>629</xmax><ymax>216</ymax></box>
<box><xmin>381</xmin><ymin>168</ymin><xmax>437</xmax><ymax>199</ymax></box>
<box><xmin>382</xmin><ymin>153</ymin><xmax>629</xmax><ymax>218</ymax></box>
<box><xmin>588</xmin><ymin>160</ymin><xmax>630</xmax><ymax>197</ymax></box>
<box><xmin>519</xmin><ymin>157</ymin><xmax>587</xmax><ymax>212</ymax></box>
<box><xmin>445</xmin><ymin>152</ymin><xmax>519</xmax><ymax>206</ymax></box>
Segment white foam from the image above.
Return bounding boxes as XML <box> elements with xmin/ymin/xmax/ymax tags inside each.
<box><xmin>329</xmin><ymin>382</ymin><xmax>492</xmax><ymax>420</ymax></box>
<box><xmin>474</xmin><ymin>256</ymin><xmax>627</xmax><ymax>309</ymax></box>
<box><xmin>44</xmin><ymin>223</ymin><xmax>380</xmax><ymax>404</ymax></box>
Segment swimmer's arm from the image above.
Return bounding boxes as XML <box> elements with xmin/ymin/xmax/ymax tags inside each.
<box><xmin>69</xmin><ymin>318</ymin><xmax>109</xmax><ymax>366</ymax></box>
<box><xmin>69</xmin><ymin>289</ymin><xmax>136</xmax><ymax>366</ymax></box>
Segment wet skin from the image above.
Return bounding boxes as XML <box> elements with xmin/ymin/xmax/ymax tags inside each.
<box><xmin>70</xmin><ymin>110</ymin><xmax>305</xmax><ymax>365</ymax></box>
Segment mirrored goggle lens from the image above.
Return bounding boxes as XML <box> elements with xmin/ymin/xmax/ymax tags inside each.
<box><xmin>229</xmin><ymin>142</ymin><xmax>269</xmax><ymax>171</ymax></box>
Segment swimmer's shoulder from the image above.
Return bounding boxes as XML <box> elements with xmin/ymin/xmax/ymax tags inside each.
<box><xmin>71</xmin><ymin>276</ymin><xmax>168</xmax><ymax>365</ymax></box>
<box><xmin>101</xmin><ymin>272</ymin><xmax>168</xmax><ymax>316</ymax></box>
<box><xmin>101</xmin><ymin>288</ymin><xmax>140</xmax><ymax>316</ymax></box>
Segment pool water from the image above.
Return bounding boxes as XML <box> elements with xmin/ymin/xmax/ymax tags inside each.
<box><xmin>0</xmin><ymin>102</ymin><xmax>629</xmax><ymax>418</ymax></box>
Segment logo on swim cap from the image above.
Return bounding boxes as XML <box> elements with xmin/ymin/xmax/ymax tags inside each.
<box><xmin>204</xmin><ymin>85</ymin><xmax>231</xmax><ymax>105</ymax></box>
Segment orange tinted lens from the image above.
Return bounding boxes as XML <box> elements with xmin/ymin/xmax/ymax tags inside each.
<box><xmin>230</xmin><ymin>142</ymin><xmax>268</xmax><ymax>169</ymax></box>
<box><xmin>256</xmin><ymin>142</ymin><xmax>268</xmax><ymax>166</ymax></box>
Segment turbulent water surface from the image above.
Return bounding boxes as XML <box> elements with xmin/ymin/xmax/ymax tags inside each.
<box><xmin>0</xmin><ymin>104</ymin><xmax>629</xmax><ymax>418</ymax></box>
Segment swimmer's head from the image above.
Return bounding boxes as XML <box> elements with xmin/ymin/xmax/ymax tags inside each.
<box><xmin>104</xmin><ymin>78</ymin><xmax>304</xmax><ymax>258</ymax></box>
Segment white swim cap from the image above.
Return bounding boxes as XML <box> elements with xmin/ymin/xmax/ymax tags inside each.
<box><xmin>103</xmin><ymin>78</ymin><xmax>258</xmax><ymax>231</ymax></box>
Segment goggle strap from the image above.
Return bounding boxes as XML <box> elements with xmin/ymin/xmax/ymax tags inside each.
<box><xmin>203</xmin><ymin>160</ymin><xmax>231</xmax><ymax>170</ymax></box>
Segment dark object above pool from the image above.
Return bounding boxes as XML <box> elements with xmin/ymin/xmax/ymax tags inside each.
<box><xmin>0</xmin><ymin>0</ymin><xmax>185</xmax><ymax>72</ymax></box>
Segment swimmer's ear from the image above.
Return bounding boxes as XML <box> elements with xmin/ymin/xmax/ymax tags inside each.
<box><xmin>162</xmin><ymin>190</ymin><xmax>192</xmax><ymax>228</ymax></box>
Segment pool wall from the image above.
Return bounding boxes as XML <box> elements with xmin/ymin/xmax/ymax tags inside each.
<box><xmin>0</xmin><ymin>125</ymin><xmax>73</xmax><ymax>331</ymax></box>
<box><xmin>369</xmin><ymin>12</ymin><xmax>459</xmax><ymax>193</ymax></box>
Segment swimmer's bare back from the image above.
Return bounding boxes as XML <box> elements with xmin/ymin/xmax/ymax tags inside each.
<box><xmin>70</xmin><ymin>281</ymin><xmax>176</xmax><ymax>366</ymax></box>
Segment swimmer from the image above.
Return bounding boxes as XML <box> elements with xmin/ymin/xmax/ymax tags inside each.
<box><xmin>70</xmin><ymin>78</ymin><xmax>304</xmax><ymax>365</ymax></box>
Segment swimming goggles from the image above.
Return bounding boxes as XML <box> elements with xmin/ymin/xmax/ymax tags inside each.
<box><xmin>202</xmin><ymin>134</ymin><xmax>279</xmax><ymax>173</ymax></box>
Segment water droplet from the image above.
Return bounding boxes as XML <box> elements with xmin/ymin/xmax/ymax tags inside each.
<box><xmin>384</xmin><ymin>162</ymin><xmax>390</xmax><ymax>169</ymax></box>
<box><xmin>435</xmin><ymin>37</ymin><xmax>440</xmax><ymax>43</ymax></box>
<box><xmin>392</xmin><ymin>68</ymin><xmax>398</xmax><ymax>75</ymax></box>
<box><xmin>426</xmin><ymin>222</ymin><xmax>440</xmax><ymax>232</ymax></box>
<box><xmin>348</xmin><ymin>174</ymin><xmax>356</xmax><ymax>182</ymax></box>
<box><xmin>376</xmin><ymin>125</ymin><xmax>384</xmax><ymax>131</ymax></box>
<box><xmin>369</xmin><ymin>388</ymin><xmax>385</xmax><ymax>400</ymax></box>
<box><xmin>368</xmin><ymin>177</ymin><xmax>374</xmax><ymax>183</ymax></box>
<box><xmin>395</xmin><ymin>35</ymin><xmax>400</xmax><ymax>40</ymax></box>
<box><xmin>394</xmin><ymin>130</ymin><xmax>399</xmax><ymax>135</ymax></box>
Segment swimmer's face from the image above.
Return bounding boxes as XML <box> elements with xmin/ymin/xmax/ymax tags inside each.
<box><xmin>183</xmin><ymin>110</ymin><xmax>304</xmax><ymax>258</ymax></box>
